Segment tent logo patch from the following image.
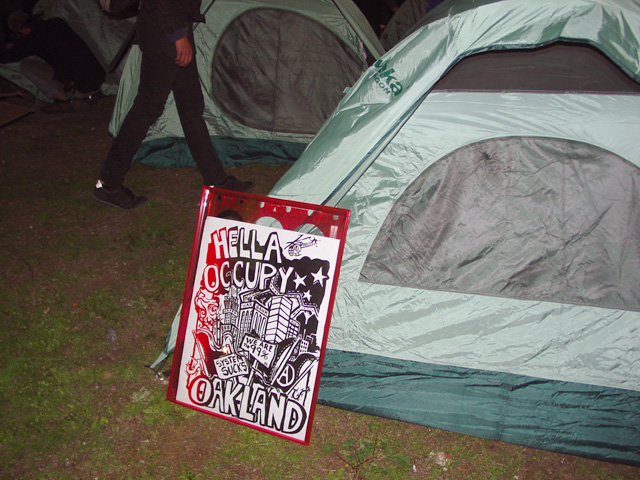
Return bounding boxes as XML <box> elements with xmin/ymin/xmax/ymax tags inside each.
<box><xmin>373</xmin><ymin>59</ymin><xmax>404</xmax><ymax>96</ymax></box>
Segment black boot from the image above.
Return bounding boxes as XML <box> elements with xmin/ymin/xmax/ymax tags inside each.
<box><xmin>214</xmin><ymin>175</ymin><xmax>255</xmax><ymax>193</ymax></box>
<box><xmin>93</xmin><ymin>181</ymin><xmax>148</xmax><ymax>209</ymax></box>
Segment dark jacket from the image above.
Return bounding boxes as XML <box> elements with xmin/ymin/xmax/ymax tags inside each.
<box><xmin>0</xmin><ymin>17</ymin><xmax>105</xmax><ymax>92</ymax></box>
<box><xmin>109</xmin><ymin>0</ymin><xmax>206</xmax><ymax>59</ymax></box>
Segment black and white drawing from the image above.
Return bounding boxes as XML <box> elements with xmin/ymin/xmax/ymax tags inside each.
<box><xmin>174</xmin><ymin>217</ymin><xmax>341</xmax><ymax>443</ymax></box>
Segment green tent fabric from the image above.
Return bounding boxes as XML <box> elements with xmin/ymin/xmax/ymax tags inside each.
<box><xmin>109</xmin><ymin>0</ymin><xmax>384</xmax><ymax>168</ymax></box>
<box><xmin>268</xmin><ymin>0</ymin><xmax>640</xmax><ymax>465</ymax></box>
<box><xmin>149</xmin><ymin>305</ymin><xmax>181</xmax><ymax>374</ymax></box>
<box><xmin>0</xmin><ymin>0</ymin><xmax>135</xmax><ymax>101</ymax></box>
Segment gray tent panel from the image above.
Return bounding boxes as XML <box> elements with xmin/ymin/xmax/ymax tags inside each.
<box><xmin>433</xmin><ymin>42</ymin><xmax>640</xmax><ymax>93</ymax></box>
<box><xmin>362</xmin><ymin>136</ymin><xmax>640</xmax><ymax>311</ymax></box>
<box><xmin>213</xmin><ymin>8</ymin><xmax>366</xmax><ymax>135</ymax></box>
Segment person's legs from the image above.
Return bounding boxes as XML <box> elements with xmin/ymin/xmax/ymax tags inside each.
<box><xmin>94</xmin><ymin>52</ymin><xmax>175</xmax><ymax>209</ymax></box>
<box><xmin>171</xmin><ymin>60</ymin><xmax>228</xmax><ymax>185</ymax></box>
<box><xmin>99</xmin><ymin>53</ymin><xmax>175</xmax><ymax>188</ymax></box>
<box><xmin>96</xmin><ymin>46</ymin><xmax>252</xmax><ymax>209</ymax></box>
<box><xmin>172</xmin><ymin>61</ymin><xmax>253</xmax><ymax>192</ymax></box>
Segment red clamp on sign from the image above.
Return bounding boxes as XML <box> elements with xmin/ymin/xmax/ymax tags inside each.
<box><xmin>167</xmin><ymin>186</ymin><xmax>350</xmax><ymax>445</ymax></box>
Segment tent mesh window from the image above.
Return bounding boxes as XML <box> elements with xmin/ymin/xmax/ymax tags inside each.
<box><xmin>361</xmin><ymin>136</ymin><xmax>640</xmax><ymax>311</ymax></box>
<box><xmin>211</xmin><ymin>8</ymin><xmax>365</xmax><ymax>135</ymax></box>
<box><xmin>431</xmin><ymin>42</ymin><xmax>640</xmax><ymax>93</ymax></box>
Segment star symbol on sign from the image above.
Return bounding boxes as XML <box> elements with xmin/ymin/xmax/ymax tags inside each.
<box><xmin>293</xmin><ymin>273</ymin><xmax>306</xmax><ymax>289</ymax></box>
<box><xmin>303</xmin><ymin>290</ymin><xmax>312</xmax><ymax>302</ymax></box>
<box><xmin>311</xmin><ymin>267</ymin><xmax>327</xmax><ymax>287</ymax></box>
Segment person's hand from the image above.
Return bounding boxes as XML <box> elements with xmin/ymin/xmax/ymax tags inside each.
<box><xmin>175</xmin><ymin>37</ymin><xmax>193</xmax><ymax>67</ymax></box>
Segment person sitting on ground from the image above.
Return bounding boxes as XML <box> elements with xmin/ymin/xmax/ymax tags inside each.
<box><xmin>0</xmin><ymin>10</ymin><xmax>106</xmax><ymax>112</ymax></box>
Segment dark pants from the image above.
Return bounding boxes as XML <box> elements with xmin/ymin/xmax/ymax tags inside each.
<box><xmin>99</xmin><ymin>48</ymin><xmax>227</xmax><ymax>187</ymax></box>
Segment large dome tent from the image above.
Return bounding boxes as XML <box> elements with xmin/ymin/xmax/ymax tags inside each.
<box><xmin>269</xmin><ymin>0</ymin><xmax>640</xmax><ymax>464</ymax></box>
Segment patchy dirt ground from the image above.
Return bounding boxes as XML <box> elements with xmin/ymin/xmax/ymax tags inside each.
<box><xmin>0</xmin><ymin>78</ymin><xmax>295</xmax><ymax>479</ymax></box>
<box><xmin>1</xmin><ymin>76</ymin><xmax>639</xmax><ymax>480</ymax></box>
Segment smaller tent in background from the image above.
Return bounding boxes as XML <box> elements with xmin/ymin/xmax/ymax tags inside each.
<box><xmin>380</xmin><ymin>0</ymin><xmax>445</xmax><ymax>50</ymax></box>
<box><xmin>352</xmin><ymin>0</ymin><xmax>396</xmax><ymax>36</ymax></box>
<box><xmin>108</xmin><ymin>0</ymin><xmax>384</xmax><ymax>169</ymax></box>
<box><xmin>0</xmin><ymin>0</ymin><xmax>135</xmax><ymax>101</ymax></box>
<box><xmin>270</xmin><ymin>0</ymin><xmax>640</xmax><ymax>465</ymax></box>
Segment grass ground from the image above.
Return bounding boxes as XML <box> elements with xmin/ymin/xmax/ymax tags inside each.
<box><xmin>1</xmin><ymin>80</ymin><xmax>639</xmax><ymax>479</ymax></box>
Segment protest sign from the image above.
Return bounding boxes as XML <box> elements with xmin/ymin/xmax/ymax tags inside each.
<box><xmin>168</xmin><ymin>188</ymin><xmax>349</xmax><ymax>444</ymax></box>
